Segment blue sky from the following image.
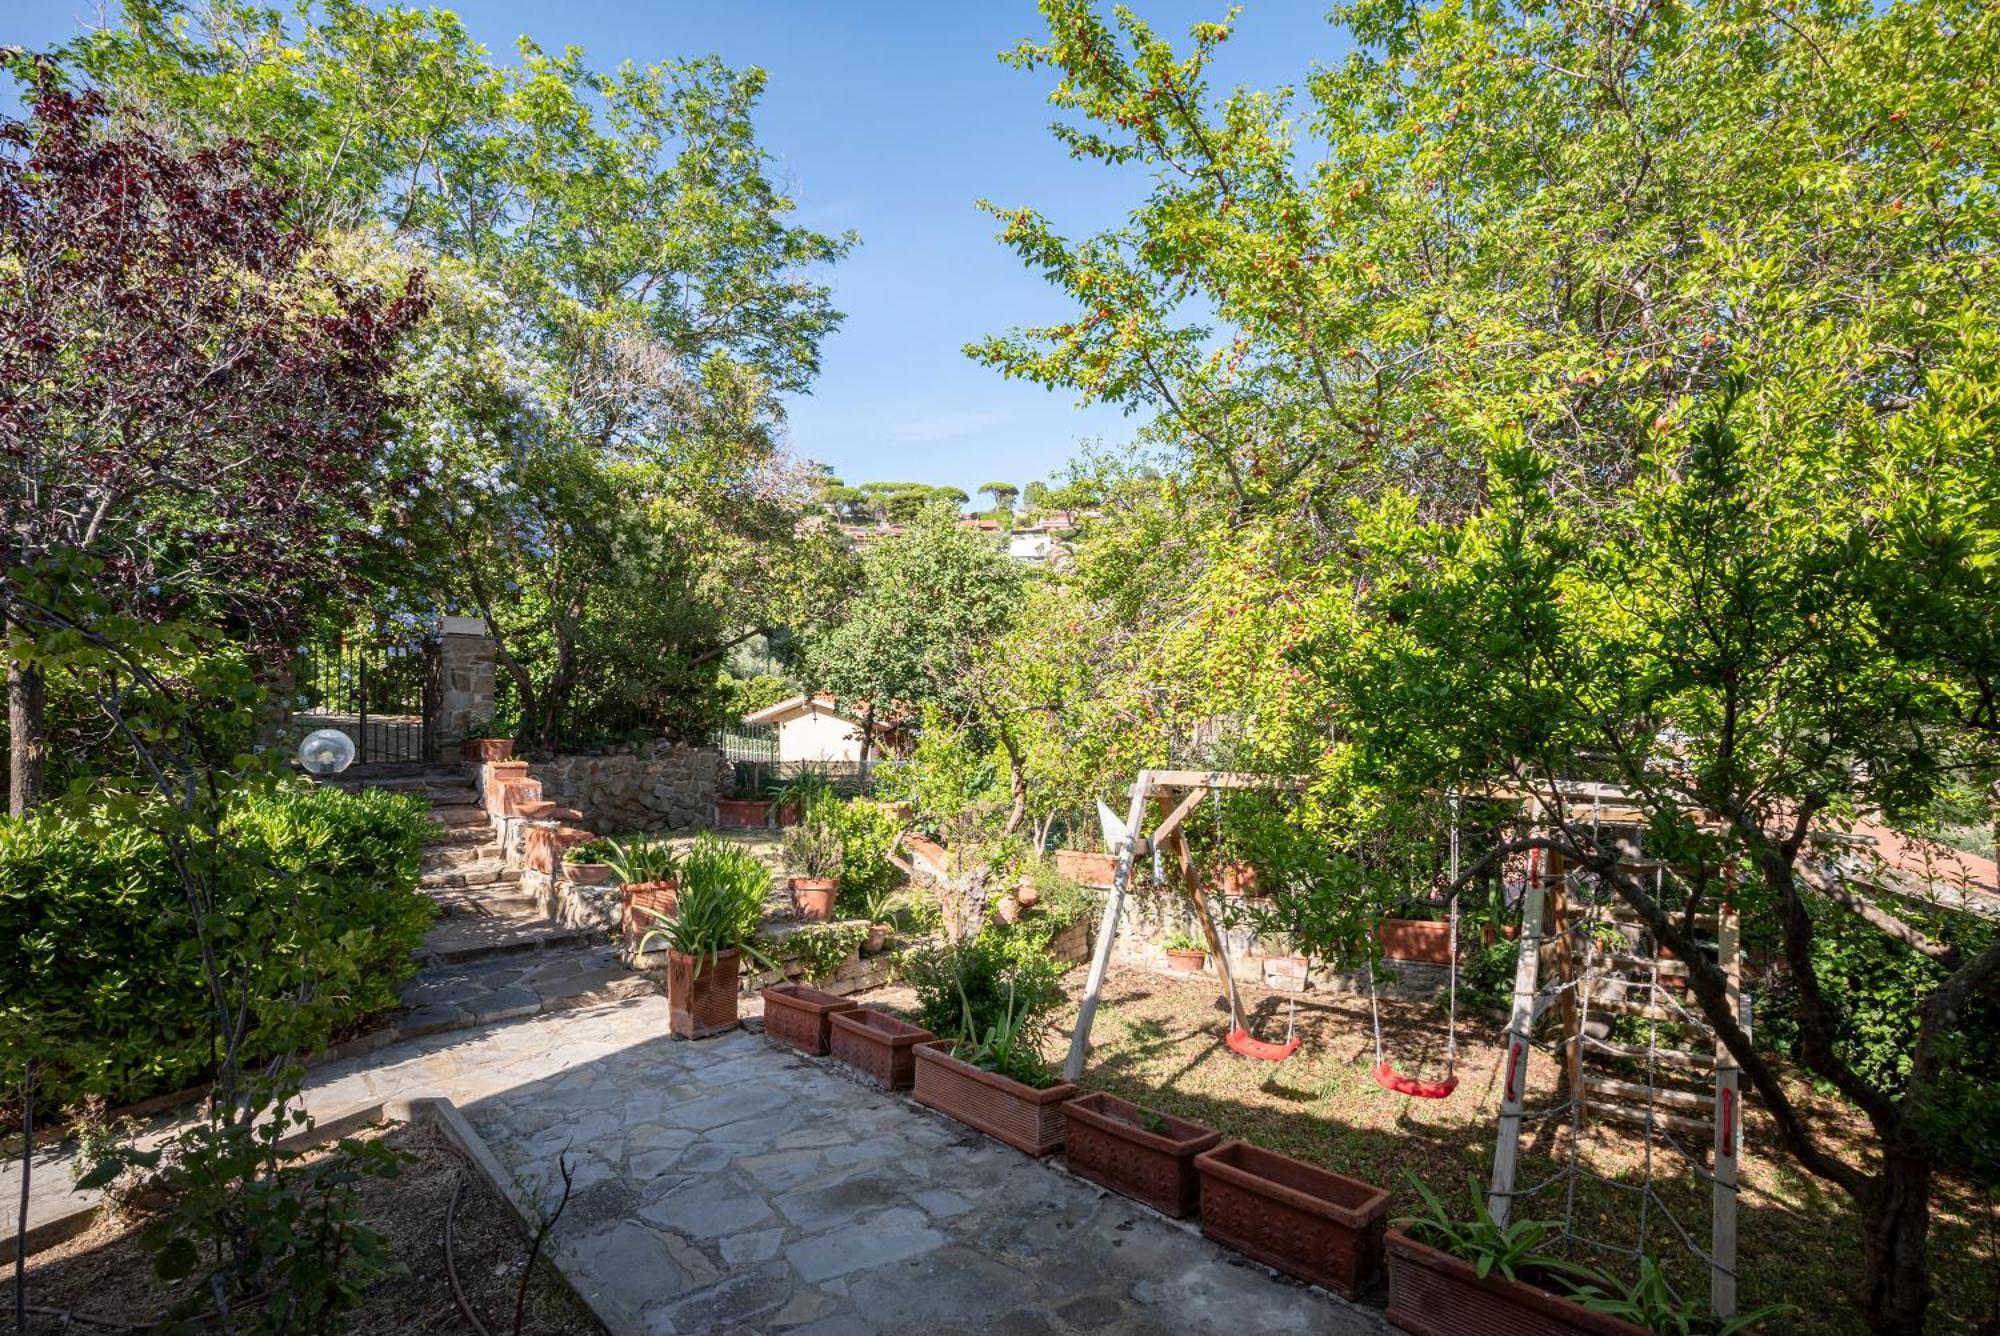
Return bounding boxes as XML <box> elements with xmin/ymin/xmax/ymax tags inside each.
<box><xmin>12</xmin><ymin>2</ymin><xmax>1352</xmax><ymax>498</ymax></box>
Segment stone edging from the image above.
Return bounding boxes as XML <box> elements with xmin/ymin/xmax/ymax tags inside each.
<box><xmin>393</xmin><ymin>1095</ymin><xmax>637</xmax><ymax>1336</ymax></box>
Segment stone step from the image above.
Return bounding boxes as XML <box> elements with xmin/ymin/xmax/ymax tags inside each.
<box><xmin>414</xmin><ymin>915</ymin><xmax>599</xmax><ymax>966</ymax></box>
<box><xmin>394</xmin><ymin>944</ymin><xmax>654</xmax><ymax>1037</ymax></box>
<box><xmin>427</xmin><ymin>803</ymin><xmax>489</xmax><ymax>828</ymax></box>
<box><xmin>424</xmin><ymin>824</ymin><xmax>494</xmax><ymax>848</ymax></box>
<box><xmin>427</xmin><ymin>887</ymin><xmax>542</xmax><ymax>919</ymax></box>
<box><xmin>420</xmin><ymin>862</ymin><xmax>520</xmax><ymax>889</ymax></box>
<box><xmin>422</xmin><ymin>788</ymin><xmax>482</xmax><ymax>808</ymax></box>
<box><xmin>422</xmin><ymin>841</ymin><xmax>502</xmax><ymax>869</ymax></box>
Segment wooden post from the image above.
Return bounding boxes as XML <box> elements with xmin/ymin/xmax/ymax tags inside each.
<box><xmin>1165</xmin><ymin>790</ymin><xmax>1245</xmax><ymax>1032</ymax></box>
<box><xmin>1490</xmin><ymin>819</ymin><xmax>1548</xmax><ymax>1226</ymax></box>
<box><xmin>1550</xmin><ymin>849</ymin><xmax>1582</xmax><ymax>1107</ymax></box>
<box><xmin>1064</xmin><ymin>771</ymin><xmax>1154</xmax><ymax>1083</ymax></box>
<box><xmin>1712</xmin><ymin>905</ymin><xmax>1743</xmax><ymax>1318</ymax></box>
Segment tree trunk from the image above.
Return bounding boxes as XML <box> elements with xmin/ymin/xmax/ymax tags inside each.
<box><xmin>8</xmin><ymin>655</ymin><xmax>45</xmax><ymax>816</ymax></box>
<box><xmin>1860</xmin><ymin>1149</ymin><xmax>1934</xmax><ymax>1335</ymax></box>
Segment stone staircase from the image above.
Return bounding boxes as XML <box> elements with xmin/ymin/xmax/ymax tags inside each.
<box><xmin>331</xmin><ymin>762</ymin><xmax>654</xmax><ymax>1038</ymax></box>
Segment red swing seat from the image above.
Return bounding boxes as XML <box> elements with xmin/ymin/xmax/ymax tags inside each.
<box><xmin>1226</xmin><ymin>1028</ymin><xmax>1301</xmax><ymax>1062</ymax></box>
<box><xmin>1372</xmin><ymin>1060</ymin><xmax>1458</xmax><ymax>1099</ymax></box>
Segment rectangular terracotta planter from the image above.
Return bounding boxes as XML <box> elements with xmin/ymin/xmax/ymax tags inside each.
<box><xmin>761</xmin><ymin>982</ymin><xmax>857</xmax><ymax>1056</ymax></box>
<box><xmin>461</xmin><ymin>737</ymin><xmax>514</xmax><ymax>761</ymax></box>
<box><xmin>1193</xmin><ymin>1139</ymin><xmax>1389</xmax><ymax>1298</ymax></box>
<box><xmin>714</xmin><ymin>798</ymin><xmax>772</xmax><ymax>830</ymax></box>
<box><xmin>666</xmin><ymin>948</ymin><xmax>741</xmax><ymax>1039</ymax></box>
<box><xmin>1386</xmin><ymin>1228</ymin><xmax>1648</xmax><ymax>1336</ymax></box>
<box><xmin>621</xmin><ymin>880</ymin><xmax>677</xmax><ymax>954</ymax></box>
<box><xmin>828</xmin><ymin>1008</ymin><xmax>933</xmax><ymax>1090</ymax></box>
<box><xmin>1375</xmin><ymin>916</ymin><xmax>1454</xmax><ymax>965</ymax></box>
<box><xmin>1062</xmin><ymin>1092</ymin><xmax>1221</xmax><ymax>1218</ymax></box>
<box><xmin>912</xmin><ymin>1040</ymin><xmax>1076</xmax><ymax>1156</ymax></box>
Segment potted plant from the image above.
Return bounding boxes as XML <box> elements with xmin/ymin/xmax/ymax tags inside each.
<box><xmin>782</xmin><ymin>817</ymin><xmax>842</xmax><ymax>922</ymax></box>
<box><xmin>635</xmin><ymin>835</ymin><xmax>772</xmax><ymax>1039</ymax></box>
<box><xmin>829</xmin><ymin>1007</ymin><xmax>934</xmax><ymax>1090</ymax></box>
<box><xmin>1192</xmin><ymin>1139</ymin><xmax>1390</xmax><ymax>1299</ymax></box>
<box><xmin>1161</xmin><ymin>929</ymin><xmax>1208</xmax><ymax>972</ymax></box>
<box><xmin>561</xmin><ymin>837</ymin><xmax>620</xmax><ymax>886</ymax></box>
<box><xmin>1376</xmin><ymin>898</ymin><xmax>1456</xmax><ymax>965</ymax></box>
<box><xmin>857</xmin><ymin>888</ymin><xmax>896</xmax><ymax>954</ymax></box>
<box><xmin>606</xmin><ymin>837</ymin><xmax>681</xmax><ymax>955</ymax></box>
<box><xmin>460</xmin><ymin>718</ymin><xmax>514</xmax><ymax>762</ymax></box>
<box><xmin>773</xmin><ymin>768</ymin><xmax>839</xmax><ymax>828</ymax></box>
<box><xmin>912</xmin><ymin>984</ymin><xmax>1077</xmax><ymax>1156</ymax></box>
<box><xmin>1062</xmin><ymin>1092</ymin><xmax>1221</xmax><ymax>1218</ymax></box>
<box><xmin>715</xmin><ymin>773</ymin><xmax>774</xmax><ymax>829</ymax></box>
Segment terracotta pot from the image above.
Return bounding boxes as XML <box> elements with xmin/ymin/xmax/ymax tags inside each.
<box><xmin>789</xmin><ymin>877</ymin><xmax>837</xmax><ymax>922</ymax></box>
<box><xmin>1480</xmin><ymin>923</ymin><xmax>1523</xmax><ymax>947</ymax></box>
<box><xmin>993</xmin><ymin>894</ymin><xmax>1021</xmax><ymax>925</ymax></box>
<box><xmin>665</xmin><ymin>948</ymin><xmax>741</xmax><ymax>1039</ymax></box>
<box><xmin>1375</xmin><ymin>916</ymin><xmax>1455</xmax><ymax>966</ymax></box>
<box><xmin>715</xmin><ymin>798</ymin><xmax>772</xmax><ymax>830</ymax></box>
<box><xmin>863</xmin><ymin>922</ymin><xmax>891</xmax><ymax>954</ymax></box>
<box><xmin>620</xmin><ymin>880</ymin><xmax>678</xmax><ymax>953</ymax></box>
<box><xmin>760</xmin><ymin>982</ymin><xmax>857</xmax><ymax>1056</ymax></box>
<box><xmin>1193</xmin><ymin>1139</ymin><xmax>1389</xmax><ymax>1298</ymax></box>
<box><xmin>1062</xmin><ymin>1092</ymin><xmax>1221</xmax><ymax>1218</ymax></box>
<box><xmin>912</xmin><ymin>1040</ymin><xmax>1077</xmax><ymax>1156</ymax></box>
<box><xmin>461</xmin><ymin>737</ymin><xmax>514</xmax><ymax>762</ymax></box>
<box><xmin>1215</xmin><ymin>861</ymin><xmax>1259</xmax><ymax>896</ymax></box>
<box><xmin>1014</xmin><ymin>885</ymin><xmax>1041</xmax><ymax>909</ymax></box>
<box><xmin>828</xmin><ymin>1008</ymin><xmax>933</xmax><ymax>1090</ymax></box>
<box><xmin>563</xmin><ymin>860</ymin><xmax>614</xmax><ymax>887</ymax></box>
<box><xmin>1165</xmin><ymin>947</ymin><xmax>1208</xmax><ymax>972</ymax></box>
<box><xmin>1386</xmin><ymin>1228</ymin><xmax>1648</xmax><ymax>1335</ymax></box>
<box><xmin>776</xmin><ymin>800</ymin><xmax>803</xmax><ymax>828</ymax></box>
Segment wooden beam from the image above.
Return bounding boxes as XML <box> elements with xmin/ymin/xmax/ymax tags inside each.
<box><xmin>1149</xmin><ymin>785</ymin><xmax>1210</xmax><ymax>850</ymax></box>
<box><xmin>1145</xmin><ymin>769</ymin><xmax>1303</xmax><ymax>791</ymax></box>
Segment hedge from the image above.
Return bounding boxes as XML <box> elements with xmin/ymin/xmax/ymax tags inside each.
<box><xmin>0</xmin><ymin>784</ymin><xmax>434</xmax><ymax>1109</ymax></box>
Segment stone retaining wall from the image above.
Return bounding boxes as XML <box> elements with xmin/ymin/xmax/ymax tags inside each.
<box><xmin>527</xmin><ymin>741</ymin><xmax>730</xmax><ymax>834</ymax></box>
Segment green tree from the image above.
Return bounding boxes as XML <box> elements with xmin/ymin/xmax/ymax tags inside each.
<box><xmin>804</xmin><ymin>505</ymin><xmax>1023</xmax><ymax>761</ymax></box>
<box><xmin>978</xmin><ymin>481</ymin><xmax>1020</xmax><ymax>514</ymax></box>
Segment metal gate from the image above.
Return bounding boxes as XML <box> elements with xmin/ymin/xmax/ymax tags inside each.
<box><xmin>286</xmin><ymin>627</ymin><xmax>440</xmax><ymax>764</ymax></box>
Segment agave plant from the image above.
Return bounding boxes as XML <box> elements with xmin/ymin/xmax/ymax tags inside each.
<box><xmin>1565</xmin><ymin>1256</ymin><xmax>1795</xmax><ymax>1334</ymax></box>
<box><xmin>604</xmin><ymin>837</ymin><xmax>681</xmax><ymax>886</ymax></box>
<box><xmin>954</xmin><ymin>979</ymin><xmax>1056</xmax><ymax>1088</ymax></box>
<box><xmin>1397</xmin><ymin>1173</ymin><xmax>1588</xmax><ymax>1285</ymax></box>
<box><xmin>636</xmin><ymin>835</ymin><xmax>773</xmax><ymax>974</ymax></box>
<box><xmin>773</xmin><ymin>768</ymin><xmax>840</xmax><ymax>820</ymax></box>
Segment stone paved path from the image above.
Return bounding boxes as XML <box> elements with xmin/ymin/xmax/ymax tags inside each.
<box><xmin>7</xmin><ymin>996</ymin><xmax>1389</xmax><ymax>1334</ymax></box>
<box><xmin>462</xmin><ymin>1023</ymin><xmax>1389</xmax><ymax>1335</ymax></box>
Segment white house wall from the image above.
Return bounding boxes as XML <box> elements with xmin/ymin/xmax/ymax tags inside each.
<box><xmin>778</xmin><ymin>705</ymin><xmax>869</xmax><ymax>764</ymax></box>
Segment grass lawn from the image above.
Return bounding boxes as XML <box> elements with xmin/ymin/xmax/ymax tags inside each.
<box><xmin>1038</xmin><ymin>965</ymin><xmax>1997</xmax><ymax>1333</ymax></box>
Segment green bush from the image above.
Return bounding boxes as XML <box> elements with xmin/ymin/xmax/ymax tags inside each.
<box><xmin>1461</xmin><ymin>938</ymin><xmax>1520</xmax><ymax>1013</ymax></box>
<box><xmin>1760</xmin><ymin>905</ymin><xmax>2000</xmax><ymax>1183</ymax></box>
<box><xmin>897</xmin><ymin>930</ymin><xmax>1065</xmax><ymax>1042</ymax></box>
<box><xmin>833</xmin><ymin>797</ymin><xmax>904</xmax><ymax>911</ymax></box>
<box><xmin>0</xmin><ymin>785</ymin><xmax>434</xmax><ymax>1109</ymax></box>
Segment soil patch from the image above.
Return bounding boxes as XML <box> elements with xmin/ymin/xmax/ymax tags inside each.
<box><xmin>7</xmin><ymin>1119</ymin><xmax>601</xmax><ymax>1335</ymax></box>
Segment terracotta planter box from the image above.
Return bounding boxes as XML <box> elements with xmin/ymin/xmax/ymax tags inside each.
<box><xmin>563</xmin><ymin>860</ymin><xmax>614</xmax><ymax>887</ymax></box>
<box><xmin>761</xmin><ymin>982</ymin><xmax>857</xmax><ymax>1056</ymax></box>
<box><xmin>912</xmin><ymin>1040</ymin><xmax>1077</xmax><ymax>1156</ymax></box>
<box><xmin>665</xmin><ymin>948</ymin><xmax>742</xmax><ymax>1039</ymax></box>
<box><xmin>715</xmin><ymin>798</ymin><xmax>771</xmax><ymax>829</ymax></box>
<box><xmin>1062</xmin><ymin>1092</ymin><xmax>1221</xmax><ymax>1218</ymax></box>
<box><xmin>1376</xmin><ymin>917</ymin><xmax>1454</xmax><ymax>966</ymax></box>
<box><xmin>1054</xmin><ymin>848</ymin><xmax>1116</xmax><ymax>888</ymax></box>
<box><xmin>1386</xmin><ymin>1228</ymin><xmax>1647</xmax><ymax>1336</ymax></box>
<box><xmin>775</xmin><ymin>800</ymin><xmax>802</xmax><ymax>828</ymax></box>
<box><xmin>621</xmin><ymin>880</ymin><xmax>678</xmax><ymax>952</ymax></box>
<box><xmin>462</xmin><ymin>737</ymin><xmax>514</xmax><ymax>762</ymax></box>
<box><xmin>1193</xmin><ymin>1139</ymin><xmax>1389</xmax><ymax>1298</ymax></box>
<box><xmin>789</xmin><ymin>876</ymin><xmax>836</xmax><ymax>922</ymax></box>
<box><xmin>828</xmin><ymin>1008</ymin><xmax>933</xmax><ymax>1090</ymax></box>
<box><xmin>1165</xmin><ymin>947</ymin><xmax>1207</xmax><ymax>972</ymax></box>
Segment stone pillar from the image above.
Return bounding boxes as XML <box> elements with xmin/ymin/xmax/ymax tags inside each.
<box><xmin>435</xmin><ymin>615</ymin><xmax>497</xmax><ymax>758</ymax></box>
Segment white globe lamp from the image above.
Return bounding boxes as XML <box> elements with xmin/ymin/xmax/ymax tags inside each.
<box><xmin>298</xmin><ymin>728</ymin><xmax>357</xmax><ymax>776</ymax></box>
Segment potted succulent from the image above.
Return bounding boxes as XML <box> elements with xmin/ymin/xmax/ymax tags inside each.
<box><xmin>782</xmin><ymin>817</ymin><xmax>842</xmax><ymax>922</ymax></box>
<box><xmin>635</xmin><ymin>835</ymin><xmax>772</xmax><ymax>1039</ymax></box>
<box><xmin>460</xmin><ymin>718</ymin><xmax>514</xmax><ymax>762</ymax></box>
<box><xmin>858</xmin><ymin>888</ymin><xmax>896</xmax><ymax>954</ymax></box>
<box><xmin>912</xmin><ymin>984</ymin><xmax>1077</xmax><ymax>1156</ymax></box>
<box><xmin>1192</xmin><ymin>1139</ymin><xmax>1390</xmax><ymax>1299</ymax></box>
<box><xmin>561</xmin><ymin>837</ymin><xmax>620</xmax><ymax>886</ymax></box>
<box><xmin>606</xmin><ymin>837</ymin><xmax>682</xmax><ymax>955</ymax></box>
<box><xmin>1062</xmin><ymin>1092</ymin><xmax>1221</xmax><ymax>1218</ymax></box>
<box><xmin>1162</xmin><ymin>929</ymin><xmax>1208</xmax><ymax>972</ymax></box>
